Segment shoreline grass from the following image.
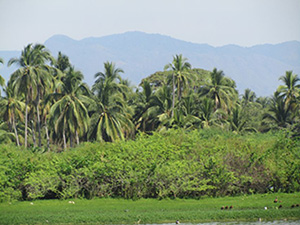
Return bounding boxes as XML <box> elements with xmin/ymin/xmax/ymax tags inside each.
<box><xmin>0</xmin><ymin>193</ymin><xmax>300</xmax><ymax>224</ymax></box>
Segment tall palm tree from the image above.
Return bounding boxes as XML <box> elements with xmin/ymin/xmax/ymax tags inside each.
<box><xmin>8</xmin><ymin>44</ymin><xmax>53</xmax><ymax>148</ymax></box>
<box><xmin>54</xmin><ymin>51</ymin><xmax>71</xmax><ymax>73</ymax></box>
<box><xmin>88</xmin><ymin>94</ymin><xmax>133</xmax><ymax>142</ymax></box>
<box><xmin>51</xmin><ymin>52</ymin><xmax>71</xmax><ymax>93</ymax></box>
<box><xmin>49</xmin><ymin>68</ymin><xmax>90</xmax><ymax>150</ymax></box>
<box><xmin>8</xmin><ymin>44</ymin><xmax>37</xmax><ymax>147</ymax></box>
<box><xmin>89</xmin><ymin>62</ymin><xmax>133</xmax><ymax>142</ymax></box>
<box><xmin>33</xmin><ymin>45</ymin><xmax>54</xmax><ymax>147</ymax></box>
<box><xmin>40</xmin><ymin>52</ymin><xmax>70</xmax><ymax>149</ymax></box>
<box><xmin>92</xmin><ymin>61</ymin><xmax>124</xmax><ymax>105</ymax></box>
<box><xmin>164</xmin><ymin>54</ymin><xmax>192</xmax><ymax>117</ymax></box>
<box><xmin>40</xmin><ymin>98</ymin><xmax>52</xmax><ymax>150</ymax></box>
<box><xmin>200</xmin><ymin>68</ymin><xmax>236</xmax><ymax>112</ymax></box>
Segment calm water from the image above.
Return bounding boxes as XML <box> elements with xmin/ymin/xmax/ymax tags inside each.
<box><xmin>146</xmin><ymin>221</ymin><xmax>300</xmax><ymax>225</ymax></box>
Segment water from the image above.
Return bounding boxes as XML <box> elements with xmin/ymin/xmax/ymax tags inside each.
<box><xmin>146</xmin><ymin>221</ymin><xmax>300</xmax><ymax>225</ymax></box>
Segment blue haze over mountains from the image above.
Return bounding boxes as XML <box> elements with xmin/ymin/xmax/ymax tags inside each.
<box><xmin>1</xmin><ymin>31</ymin><xmax>300</xmax><ymax>96</ymax></box>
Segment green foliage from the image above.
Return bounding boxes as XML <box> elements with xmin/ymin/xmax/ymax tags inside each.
<box><xmin>0</xmin><ymin>129</ymin><xmax>299</xmax><ymax>202</ymax></box>
<box><xmin>1</xmin><ymin>47</ymin><xmax>300</xmax><ymax>203</ymax></box>
<box><xmin>24</xmin><ymin>170</ymin><xmax>60</xmax><ymax>199</ymax></box>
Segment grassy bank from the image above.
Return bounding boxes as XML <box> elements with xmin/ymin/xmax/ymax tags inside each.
<box><xmin>1</xmin><ymin>193</ymin><xmax>300</xmax><ymax>224</ymax></box>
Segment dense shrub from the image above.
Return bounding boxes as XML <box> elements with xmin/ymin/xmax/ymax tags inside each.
<box><xmin>0</xmin><ymin>129</ymin><xmax>299</xmax><ymax>201</ymax></box>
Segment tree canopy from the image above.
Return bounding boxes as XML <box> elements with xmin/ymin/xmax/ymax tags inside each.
<box><xmin>0</xmin><ymin>46</ymin><xmax>299</xmax><ymax>150</ymax></box>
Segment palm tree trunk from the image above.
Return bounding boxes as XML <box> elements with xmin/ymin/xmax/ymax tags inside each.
<box><xmin>178</xmin><ymin>80</ymin><xmax>181</xmax><ymax>101</ymax></box>
<box><xmin>24</xmin><ymin>98</ymin><xmax>28</xmax><ymax>148</ymax></box>
<box><xmin>70</xmin><ymin>133</ymin><xmax>73</xmax><ymax>148</ymax></box>
<box><xmin>171</xmin><ymin>73</ymin><xmax>175</xmax><ymax>118</ymax></box>
<box><xmin>76</xmin><ymin>130</ymin><xmax>80</xmax><ymax>145</ymax></box>
<box><xmin>63</xmin><ymin>127</ymin><xmax>67</xmax><ymax>150</ymax></box>
<box><xmin>12</xmin><ymin>116</ymin><xmax>20</xmax><ymax>146</ymax></box>
<box><xmin>36</xmin><ymin>90</ymin><xmax>42</xmax><ymax>147</ymax></box>
<box><xmin>44</xmin><ymin>122</ymin><xmax>50</xmax><ymax>150</ymax></box>
<box><xmin>31</xmin><ymin>121</ymin><xmax>37</xmax><ymax>147</ymax></box>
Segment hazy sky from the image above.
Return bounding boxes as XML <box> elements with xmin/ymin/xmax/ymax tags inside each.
<box><xmin>1</xmin><ymin>0</ymin><xmax>300</xmax><ymax>50</ymax></box>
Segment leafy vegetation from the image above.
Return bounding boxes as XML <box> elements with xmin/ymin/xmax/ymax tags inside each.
<box><xmin>0</xmin><ymin>46</ymin><xmax>299</xmax><ymax>149</ymax></box>
<box><xmin>0</xmin><ymin>129</ymin><xmax>299</xmax><ymax>201</ymax></box>
<box><xmin>0</xmin><ymin>45</ymin><xmax>300</xmax><ymax>203</ymax></box>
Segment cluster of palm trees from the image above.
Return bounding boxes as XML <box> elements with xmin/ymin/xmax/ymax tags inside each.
<box><xmin>0</xmin><ymin>44</ymin><xmax>299</xmax><ymax>150</ymax></box>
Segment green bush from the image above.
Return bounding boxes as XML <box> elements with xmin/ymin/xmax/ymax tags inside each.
<box><xmin>0</xmin><ymin>129</ymin><xmax>299</xmax><ymax>201</ymax></box>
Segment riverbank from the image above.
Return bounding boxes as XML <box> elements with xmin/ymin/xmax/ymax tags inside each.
<box><xmin>0</xmin><ymin>193</ymin><xmax>299</xmax><ymax>224</ymax></box>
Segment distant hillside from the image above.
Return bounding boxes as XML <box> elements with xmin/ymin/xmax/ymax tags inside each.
<box><xmin>1</xmin><ymin>31</ymin><xmax>300</xmax><ymax>96</ymax></box>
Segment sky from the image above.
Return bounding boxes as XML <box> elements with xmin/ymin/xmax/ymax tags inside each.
<box><xmin>0</xmin><ymin>0</ymin><xmax>300</xmax><ymax>51</ymax></box>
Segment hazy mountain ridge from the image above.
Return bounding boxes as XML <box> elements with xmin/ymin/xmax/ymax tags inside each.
<box><xmin>1</xmin><ymin>31</ymin><xmax>299</xmax><ymax>96</ymax></box>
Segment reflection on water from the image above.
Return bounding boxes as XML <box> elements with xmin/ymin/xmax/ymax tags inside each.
<box><xmin>146</xmin><ymin>221</ymin><xmax>300</xmax><ymax>225</ymax></box>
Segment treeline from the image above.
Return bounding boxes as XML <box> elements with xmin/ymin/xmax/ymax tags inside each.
<box><xmin>0</xmin><ymin>44</ymin><xmax>299</xmax><ymax>150</ymax></box>
<box><xmin>1</xmin><ymin>129</ymin><xmax>300</xmax><ymax>202</ymax></box>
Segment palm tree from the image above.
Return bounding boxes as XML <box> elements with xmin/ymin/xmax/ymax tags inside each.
<box><xmin>89</xmin><ymin>62</ymin><xmax>133</xmax><ymax>142</ymax></box>
<box><xmin>241</xmin><ymin>88</ymin><xmax>256</xmax><ymax>106</ymax></box>
<box><xmin>198</xmin><ymin>98</ymin><xmax>216</xmax><ymax>128</ymax></box>
<box><xmin>277</xmin><ymin>71</ymin><xmax>300</xmax><ymax>113</ymax></box>
<box><xmin>0</xmin><ymin>85</ymin><xmax>25</xmax><ymax>146</ymax></box>
<box><xmin>8</xmin><ymin>44</ymin><xmax>38</xmax><ymax>148</ymax></box>
<box><xmin>8</xmin><ymin>44</ymin><xmax>53</xmax><ymax>148</ymax></box>
<box><xmin>33</xmin><ymin>45</ymin><xmax>54</xmax><ymax>147</ymax></box>
<box><xmin>49</xmin><ymin>67</ymin><xmax>90</xmax><ymax>150</ymax></box>
<box><xmin>164</xmin><ymin>54</ymin><xmax>192</xmax><ymax>117</ymax></box>
<box><xmin>154</xmin><ymin>84</ymin><xmax>174</xmax><ymax>131</ymax></box>
<box><xmin>200</xmin><ymin>68</ymin><xmax>237</xmax><ymax>112</ymax></box>
<box><xmin>54</xmin><ymin>51</ymin><xmax>71</xmax><ymax>73</ymax></box>
<box><xmin>88</xmin><ymin>95</ymin><xmax>133</xmax><ymax>142</ymax></box>
<box><xmin>133</xmin><ymin>81</ymin><xmax>160</xmax><ymax>132</ymax></box>
<box><xmin>51</xmin><ymin>52</ymin><xmax>71</xmax><ymax>93</ymax></box>
<box><xmin>174</xmin><ymin>90</ymin><xmax>202</xmax><ymax>129</ymax></box>
<box><xmin>92</xmin><ymin>61</ymin><xmax>124</xmax><ymax>105</ymax></box>
<box><xmin>228</xmin><ymin>104</ymin><xmax>256</xmax><ymax>133</ymax></box>
<box><xmin>40</xmin><ymin>98</ymin><xmax>52</xmax><ymax>150</ymax></box>
<box><xmin>263</xmin><ymin>92</ymin><xmax>292</xmax><ymax>128</ymax></box>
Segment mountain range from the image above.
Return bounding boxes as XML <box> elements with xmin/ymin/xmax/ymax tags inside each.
<box><xmin>1</xmin><ymin>31</ymin><xmax>300</xmax><ymax>96</ymax></box>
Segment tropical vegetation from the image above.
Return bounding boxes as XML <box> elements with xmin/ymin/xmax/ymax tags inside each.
<box><xmin>0</xmin><ymin>45</ymin><xmax>300</xmax><ymax>202</ymax></box>
<box><xmin>1</xmin><ymin>46</ymin><xmax>299</xmax><ymax>148</ymax></box>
